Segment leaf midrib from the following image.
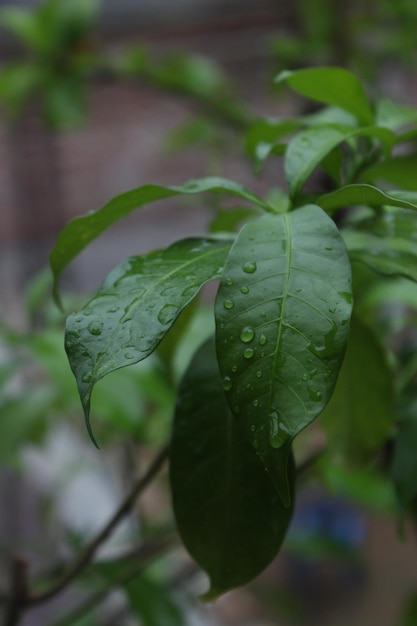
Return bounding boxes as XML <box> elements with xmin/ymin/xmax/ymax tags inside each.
<box><xmin>267</xmin><ymin>213</ymin><xmax>292</xmax><ymax>434</ymax></box>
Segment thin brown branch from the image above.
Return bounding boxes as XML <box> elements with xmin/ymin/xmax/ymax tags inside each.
<box><xmin>27</xmin><ymin>444</ymin><xmax>169</xmax><ymax>607</ymax></box>
<box><xmin>3</xmin><ymin>557</ymin><xmax>29</xmax><ymax>626</ymax></box>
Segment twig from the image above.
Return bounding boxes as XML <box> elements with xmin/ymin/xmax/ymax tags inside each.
<box><xmin>3</xmin><ymin>557</ymin><xmax>29</xmax><ymax>626</ymax></box>
<box><xmin>50</xmin><ymin>530</ymin><xmax>178</xmax><ymax>626</ymax></box>
<box><xmin>27</xmin><ymin>444</ymin><xmax>169</xmax><ymax>607</ymax></box>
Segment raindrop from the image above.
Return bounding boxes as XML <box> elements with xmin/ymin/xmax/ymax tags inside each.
<box><xmin>250</xmin><ymin>424</ymin><xmax>256</xmax><ymax>432</ymax></box>
<box><xmin>243</xmin><ymin>348</ymin><xmax>255</xmax><ymax>359</ymax></box>
<box><xmin>225</xmin><ymin>278</ymin><xmax>233</xmax><ymax>286</ymax></box>
<box><xmin>253</xmin><ymin>399</ymin><xmax>259</xmax><ymax>407</ymax></box>
<box><xmin>219</xmin><ymin>323</ymin><xmax>225</xmax><ymax>329</ymax></box>
<box><xmin>231</xmin><ymin>365</ymin><xmax>238</xmax><ymax>372</ymax></box>
<box><xmin>308</xmin><ymin>388</ymin><xmax>322</xmax><ymax>402</ymax></box>
<box><xmin>240</xmin><ymin>286</ymin><xmax>249</xmax><ymax>294</ymax></box>
<box><xmin>302</xmin><ymin>374</ymin><xmax>308</xmax><ymax>381</ymax></box>
<box><xmin>88</xmin><ymin>321</ymin><xmax>103</xmax><ymax>336</ymax></box>
<box><xmin>82</xmin><ymin>373</ymin><xmax>92</xmax><ymax>383</ymax></box>
<box><xmin>223</xmin><ymin>376</ymin><xmax>233</xmax><ymax>391</ymax></box>
<box><xmin>107</xmin><ymin>306</ymin><xmax>118</xmax><ymax>313</ymax></box>
<box><xmin>124</xmin><ymin>353</ymin><xmax>135</xmax><ymax>360</ymax></box>
<box><xmin>224</xmin><ymin>299</ymin><xmax>234</xmax><ymax>309</ymax></box>
<box><xmin>258</xmin><ymin>334</ymin><xmax>267</xmax><ymax>346</ymax></box>
<box><xmin>242</xmin><ymin>261</ymin><xmax>257</xmax><ymax>274</ymax></box>
<box><xmin>256</xmin><ymin>371</ymin><xmax>263</xmax><ymax>378</ymax></box>
<box><xmin>240</xmin><ymin>326</ymin><xmax>255</xmax><ymax>343</ymax></box>
<box><xmin>158</xmin><ymin>304</ymin><xmax>177</xmax><ymax>325</ymax></box>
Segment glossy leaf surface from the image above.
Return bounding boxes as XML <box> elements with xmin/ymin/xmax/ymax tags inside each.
<box><xmin>170</xmin><ymin>338</ymin><xmax>294</xmax><ymax>599</ymax></box>
<box><xmin>276</xmin><ymin>67</ymin><xmax>374</xmax><ymax>125</ymax></box>
<box><xmin>285</xmin><ymin>126</ymin><xmax>395</xmax><ymax>197</ymax></box>
<box><xmin>51</xmin><ymin>177</ymin><xmax>270</xmax><ymax>304</ymax></box>
<box><xmin>214</xmin><ymin>206</ymin><xmax>352</xmax><ymax>483</ymax></box>
<box><xmin>65</xmin><ymin>237</ymin><xmax>232</xmax><ymax>443</ymax></box>
<box><xmin>318</xmin><ymin>184</ymin><xmax>417</xmax><ymax>213</ymax></box>
<box><xmin>320</xmin><ymin>317</ymin><xmax>394</xmax><ymax>463</ymax></box>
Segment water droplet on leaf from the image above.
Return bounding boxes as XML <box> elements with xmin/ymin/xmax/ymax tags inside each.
<box><xmin>240</xmin><ymin>326</ymin><xmax>255</xmax><ymax>343</ymax></box>
<box><xmin>243</xmin><ymin>348</ymin><xmax>254</xmax><ymax>359</ymax></box>
<box><xmin>222</xmin><ymin>376</ymin><xmax>233</xmax><ymax>391</ymax></box>
<box><xmin>242</xmin><ymin>261</ymin><xmax>257</xmax><ymax>274</ymax></box>
<box><xmin>224</xmin><ymin>299</ymin><xmax>234</xmax><ymax>309</ymax></box>
<box><xmin>88</xmin><ymin>322</ymin><xmax>103</xmax><ymax>336</ymax></box>
<box><xmin>240</xmin><ymin>286</ymin><xmax>249</xmax><ymax>294</ymax></box>
<box><xmin>258</xmin><ymin>334</ymin><xmax>267</xmax><ymax>346</ymax></box>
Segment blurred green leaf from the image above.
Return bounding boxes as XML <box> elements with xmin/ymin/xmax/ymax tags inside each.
<box><xmin>392</xmin><ymin>402</ymin><xmax>417</xmax><ymax>508</ymax></box>
<box><xmin>362</xmin><ymin>155</ymin><xmax>417</xmax><ymax>190</ymax></box>
<box><xmin>285</xmin><ymin>126</ymin><xmax>395</xmax><ymax>197</ymax></box>
<box><xmin>276</xmin><ymin>67</ymin><xmax>374</xmax><ymax>125</ymax></box>
<box><xmin>318</xmin><ymin>184</ymin><xmax>417</xmax><ymax>213</ymax></box>
<box><xmin>320</xmin><ymin>317</ymin><xmax>394</xmax><ymax>463</ymax></box>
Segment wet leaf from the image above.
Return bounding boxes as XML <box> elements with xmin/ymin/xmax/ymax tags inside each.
<box><xmin>170</xmin><ymin>338</ymin><xmax>294</xmax><ymax>599</ymax></box>
<box><xmin>65</xmin><ymin>237</ymin><xmax>232</xmax><ymax>444</ymax></box>
<box><xmin>51</xmin><ymin>177</ymin><xmax>270</xmax><ymax>305</ymax></box>
<box><xmin>214</xmin><ymin>206</ymin><xmax>352</xmax><ymax>497</ymax></box>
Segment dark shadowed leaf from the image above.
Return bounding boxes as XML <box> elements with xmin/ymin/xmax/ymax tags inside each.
<box><xmin>170</xmin><ymin>338</ymin><xmax>294</xmax><ymax>600</ymax></box>
<box><xmin>276</xmin><ymin>67</ymin><xmax>374</xmax><ymax>125</ymax></box>
<box><xmin>392</xmin><ymin>401</ymin><xmax>417</xmax><ymax>509</ymax></box>
<box><xmin>320</xmin><ymin>317</ymin><xmax>394</xmax><ymax>463</ymax></box>
<box><xmin>51</xmin><ymin>177</ymin><xmax>270</xmax><ymax>304</ymax></box>
<box><xmin>214</xmin><ymin>206</ymin><xmax>352</xmax><ymax>496</ymax></box>
<box><xmin>65</xmin><ymin>237</ymin><xmax>232</xmax><ymax>444</ymax></box>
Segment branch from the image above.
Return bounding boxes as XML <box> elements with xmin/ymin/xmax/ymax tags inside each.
<box><xmin>50</xmin><ymin>529</ymin><xmax>178</xmax><ymax>626</ymax></box>
<box><xmin>3</xmin><ymin>557</ymin><xmax>28</xmax><ymax>626</ymax></box>
<box><xmin>27</xmin><ymin>444</ymin><xmax>169</xmax><ymax>607</ymax></box>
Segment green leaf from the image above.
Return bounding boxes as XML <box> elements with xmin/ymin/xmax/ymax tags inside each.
<box><xmin>343</xmin><ymin>229</ymin><xmax>417</xmax><ymax>282</ymax></box>
<box><xmin>125</xmin><ymin>575</ymin><xmax>185</xmax><ymax>626</ymax></box>
<box><xmin>170</xmin><ymin>338</ymin><xmax>294</xmax><ymax>599</ymax></box>
<box><xmin>285</xmin><ymin>126</ymin><xmax>395</xmax><ymax>197</ymax></box>
<box><xmin>319</xmin><ymin>460</ymin><xmax>397</xmax><ymax>514</ymax></box>
<box><xmin>50</xmin><ymin>177</ymin><xmax>270</xmax><ymax>305</ymax></box>
<box><xmin>0</xmin><ymin>7</ymin><xmax>42</xmax><ymax>50</ymax></box>
<box><xmin>375</xmin><ymin>98</ymin><xmax>417</xmax><ymax>131</ymax></box>
<box><xmin>214</xmin><ymin>206</ymin><xmax>352</xmax><ymax>487</ymax></box>
<box><xmin>65</xmin><ymin>237</ymin><xmax>232</xmax><ymax>445</ymax></box>
<box><xmin>276</xmin><ymin>67</ymin><xmax>374</xmax><ymax>125</ymax></box>
<box><xmin>319</xmin><ymin>317</ymin><xmax>394</xmax><ymax>463</ymax></box>
<box><xmin>392</xmin><ymin>404</ymin><xmax>417</xmax><ymax>508</ymax></box>
<box><xmin>318</xmin><ymin>184</ymin><xmax>417</xmax><ymax>213</ymax></box>
<box><xmin>362</xmin><ymin>155</ymin><xmax>417</xmax><ymax>190</ymax></box>
<box><xmin>245</xmin><ymin>117</ymin><xmax>300</xmax><ymax>171</ymax></box>
<box><xmin>401</xmin><ymin>591</ymin><xmax>417</xmax><ymax>626</ymax></box>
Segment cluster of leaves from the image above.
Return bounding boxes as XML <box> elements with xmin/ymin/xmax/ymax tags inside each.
<box><xmin>50</xmin><ymin>66</ymin><xmax>417</xmax><ymax>598</ymax></box>
<box><xmin>271</xmin><ymin>0</ymin><xmax>417</xmax><ymax>79</ymax></box>
<box><xmin>0</xmin><ymin>0</ymin><xmax>100</xmax><ymax>127</ymax></box>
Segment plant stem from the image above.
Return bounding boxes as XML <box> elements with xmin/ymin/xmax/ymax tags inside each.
<box><xmin>3</xmin><ymin>558</ymin><xmax>28</xmax><ymax>626</ymax></box>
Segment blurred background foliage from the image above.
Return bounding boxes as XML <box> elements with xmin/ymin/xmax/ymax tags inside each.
<box><xmin>0</xmin><ymin>1</ymin><xmax>416</xmax><ymax>625</ymax></box>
